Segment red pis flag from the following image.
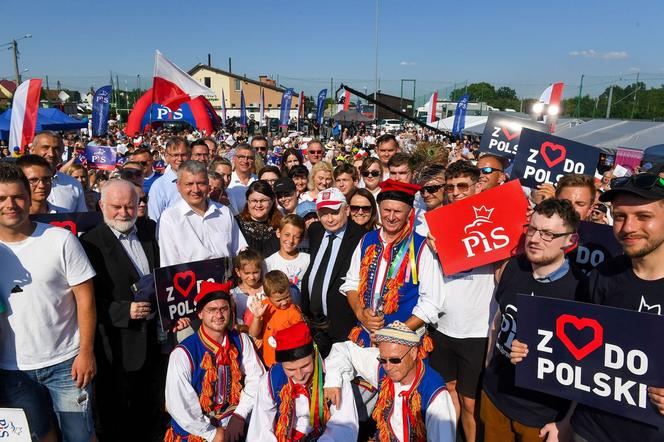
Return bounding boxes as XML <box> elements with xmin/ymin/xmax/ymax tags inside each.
<box><xmin>152</xmin><ymin>50</ymin><xmax>215</xmax><ymax>111</ymax></box>
<box><xmin>425</xmin><ymin>180</ymin><xmax>529</xmax><ymax>275</ymax></box>
<box><xmin>9</xmin><ymin>78</ymin><xmax>42</xmax><ymax>155</ymax></box>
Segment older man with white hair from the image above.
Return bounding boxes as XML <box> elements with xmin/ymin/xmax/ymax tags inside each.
<box><xmin>158</xmin><ymin>160</ymin><xmax>247</xmax><ymax>267</ymax></box>
<box><xmin>80</xmin><ymin>179</ymin><xmax>167</xmax><ymax>441</ymax></box>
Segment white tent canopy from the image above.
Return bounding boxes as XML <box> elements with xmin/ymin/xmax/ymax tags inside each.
<box><xmin>555</xmin><ymin>119</ymin><xmax>664</xmax><ymax>153</ymax></box>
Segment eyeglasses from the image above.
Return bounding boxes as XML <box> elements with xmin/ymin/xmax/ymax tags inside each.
<box><xmin>361</xmin><ymin>170</ymin><xmax>381</xmax><ymax>178</ymax></box>
<box><xmin>523</xmin><ymin>224</ymin><xmax>575</xmax><ymax>242</ymax></box>
<box><xmin>255</xmin><ymin>146</ymin><xmax>268</xmax><ymax>152</ymax></box>
<box><xmin>28</xmin><ymin>177</ymin><xmax>53</xmax><ymax>186</ymax></box>
<box><xmin>350</xmin><ymin>205</ymin><xmax>372</xmax><ymax>213</ymax></box>
<box><xmin>377</xmin><ymin>347</ymin><xmax>412</xmax><ymax>365</ymax></box>
<box><xmin>236</xmin><ymin>155</ymin><xmax>255</xmax><ymax>162</ymax></box>
<box><xmin>444</xmin><ymin>182</ymin><xmax>472</xmax><ymax>193</ymax></box>
<box><xmin>420</xmin><ymin>184</ymin><xmax>444</xmax><ymax>195</ymax></box>
<box><xmin>610</xmin><ymin>174</ymin><xmax>664</xmax><ymax>190</ymax></box>
<box><xmin>479</xmin><ymin>167</ymin><xmax>503</xmax><ymax>175</ymax></box>
<box><xmin>308</xmin><ymin>150</ymin><xmax>323</xmax><ymax>155</ymax></box>
<box><xmin>139</xmin><ymin>196</ymin><xmax>149</xmax><ymax>204</ymax></box>
<box><xmin>248</xmin><ymin>198</ymin><xmax>272</xmax><ymax>206</ymax></box>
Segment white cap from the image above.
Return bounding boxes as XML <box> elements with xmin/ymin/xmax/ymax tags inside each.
<box><xmin>315</xmin><ymin>187</ymin><xmax>346</xmax><ymax>212</ymax></box>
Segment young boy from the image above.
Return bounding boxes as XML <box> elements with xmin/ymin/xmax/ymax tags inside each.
<box><xmin>248</xmin><ymin>270</ymin><xmax>303</xmax><ymax>367</ymax></box>
<box><xmin>265</xmin><ymin>214</ymin><xmax>310</xmax><ymax>292</ymax></box>
<box><xmin>230</xmin><ymin>248</ymin><xmax>265</xmax><ymax>327</ymax></box>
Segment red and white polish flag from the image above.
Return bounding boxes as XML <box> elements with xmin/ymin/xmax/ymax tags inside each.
<box><xmin>9</xmin><ymin>78</ymin><xmax>42</xmax><ymax>155</ymax></box>
<box><xmin>539</xmin><ymin>82</ymin><xmax>564</xmax><ymax>132</ymax></box>
<box><xmin>426</xmin><ymin>91</ymin><xmax>439</xmax><ymax>124</ymax></box>
<box><xmin>152</xmin><ymin>50</ymin><xmax>215</xmax><ymax>111</ymax></box>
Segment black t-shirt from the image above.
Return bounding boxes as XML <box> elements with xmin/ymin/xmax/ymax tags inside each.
<box><xmin>483</xmin><ymin>254</ymin><xmax>587</xmax><ymax>427</ymax></box>
<box><xmin>571</xmin><ymin>255</ymin><xmax>664</xmax><ymax>442</ymax></box>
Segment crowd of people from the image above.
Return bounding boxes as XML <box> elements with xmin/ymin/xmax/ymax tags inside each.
<box><xmin>0</xmin><ymin>121</ymin><xmax>663</xmax><ymax>442</ymax></box>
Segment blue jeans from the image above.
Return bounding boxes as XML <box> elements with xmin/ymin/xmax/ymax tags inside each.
<box><xmin>0</xmin><ymin>356</ymin><xmax>94</xmax><ymax>441</ymax></box>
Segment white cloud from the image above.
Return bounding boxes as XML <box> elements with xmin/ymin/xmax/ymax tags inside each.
<box><xmin>569</xmin><ymin>49</ymin><xmax>629</xmax><ymax>60</ymax></box>
<box><xmin>400</xmin><ymin>61</ymin><xmax>416</xmax><ymax>66</ymax></box>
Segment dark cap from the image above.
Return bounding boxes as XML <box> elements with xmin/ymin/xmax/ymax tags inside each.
<box><xmin>274</xmin><ymin>177</ymin><xmax>296</xmax><ymax>196</ymax></box>
<box><xmin>600</xmin><ymin>173</ymin><xmax>664</xmax><ymax>202</ymax></box>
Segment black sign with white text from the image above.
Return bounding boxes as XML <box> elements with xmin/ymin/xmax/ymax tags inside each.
<box><xmin>570</xmin><ymin>221</ymin><xmax>623</xmax><ymax>274</ymax></box>
<box><xmin>515</xmin><ymin>295</ymin><xmax>664</xmax><ymax>429</ymax></box>
<box><xmin>154</xmin><ymin>258</ymin><xmax>231</xmax><ymax>332</ymax></box>
<box><xmin>478</xmin><ymin>113</ymin><xmax>548</xmax><ymax>160</ymax></box>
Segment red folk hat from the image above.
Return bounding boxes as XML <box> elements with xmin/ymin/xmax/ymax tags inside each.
<box><xmin>194</xmin><ymin>280</ymin><xmax>233</xmax><ymax>311</ymax></box>
<box><xmin>274</xmin><ymin>321</ymin><xmax>314</xmax><ymax>363</ymax></box>
<box><xmin>377</xmin><ymin>179</ymin><xmax>422</xmax><ymax>206</ymax></box>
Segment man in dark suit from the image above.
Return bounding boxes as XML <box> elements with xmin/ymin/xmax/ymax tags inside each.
<box><xmin>301</xmin><ymin>187</ymin><xmax>365</xmax><ymax>357</ymax></box>
<box><xmin>80</xmin><ymin>179</ymin><xmax>163</xmax><ymax>442</ymax></box>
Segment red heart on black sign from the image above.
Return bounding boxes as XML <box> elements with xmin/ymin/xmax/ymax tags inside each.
<box><xmin>540</xmin><ymin>141</ymin><xmax>567</xmax><ymax>168</ymax></box>
<box><xmin>501</xmin><ymin>127</ymin><xmax>520</xmax><ymax>141</ymax></box>
<box><xmin>173</xmin><ymin>270</ymin><xmax>196</xmax><ymax>298</ymax></box>
<box><xmin>555</xmin><ymin>314</ymin><xmax>603</xmax><ymax>361</ymax></box>
<box><xmin>51</xmin><ymin>221</ymin><xmax>78</xmax><ymax>235</ymax></box>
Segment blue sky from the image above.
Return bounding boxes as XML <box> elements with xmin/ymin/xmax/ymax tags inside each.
<box><xmin>2</xmin><ymin>0</ymin><xmax>663</xmax><ymax>103</ymax></box>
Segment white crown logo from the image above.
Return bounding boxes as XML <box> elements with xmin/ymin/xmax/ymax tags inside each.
<box><xmin>473</xmin><ymin>206</ymin><xmax>494</xmax><ymax>221</ymax></box>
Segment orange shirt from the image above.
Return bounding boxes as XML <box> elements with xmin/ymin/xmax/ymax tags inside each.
<box><xmin>259</xmin><ymin>299</ymin><xmax>303</xmax><ymax>367</ymax></box>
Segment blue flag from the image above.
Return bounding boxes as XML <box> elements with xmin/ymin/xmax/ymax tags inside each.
<box><xmin>279</xmin><ymin>88</ymin><xmax>294</xmax><ymax>128</ymax></box>
<box><xmin>452</xmin><ymin>93</ymin><xmax>469</xmax><ymax>136</ymax></box>
<box><xmin>92</xmin><ymin>85</ymin><xmax>112</xmax><ymax>136</ymax></box>
<box><xmin>239</xmin><ymin>90</ymin><xmax>247</xmax><ymax>127</ymax></box>
<box><xmin>316</xmin><ymin>89</ymin><xmax>327</xmax><ymax>125</ymax></box>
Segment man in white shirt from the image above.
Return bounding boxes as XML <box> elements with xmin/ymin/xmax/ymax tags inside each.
<box><xmin>0</xmin><ymin>162</ymin><xmax>97</xmax><ymax>441</ymax></box>
<box><xmin>227</xmin><ymin>143</ymin><xmax>257</xmax><ymax>212</ymax></box>
<box><xmin>29</xmin><ymin>131</ymin><xmax>87</xmax><ymax>212</ymax></box>
<box><xmin>148</xmin><ymin>137</ymin><xmax>191</xmax><ymax>222</ymax></box>
<box><xmin>159</xmin><ymin>160</ymin><xmax>247</xmax><ymax>266</ymax></box>
<box><xmin>324</xmin><ymin>321</ymin><xmax>456</xmax><ymax>442</ymax></box>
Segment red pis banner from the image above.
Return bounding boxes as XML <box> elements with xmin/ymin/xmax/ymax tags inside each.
<box><xmin>425</xmin><ymin>179</ymin><xmax>528</xmax><ymax>276</ymax></box>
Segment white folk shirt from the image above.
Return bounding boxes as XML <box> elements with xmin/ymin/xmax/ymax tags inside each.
<box><xmin>158</xmin><ymin>199</ymin><xmax>248</xmax><ymax>267</ymax></box>
<box><xmin>48</xmin><ymin>171</ymin><xmax>88</xmax><ymax>213</ymax></box>
<box><xmin>246</xmin><ymin>371</ymin><xmax>359</xmax><ymax>441</ymax></box>
<box><xmin>165</xmin><ymin>332</ymin><xmax>264</xmax><ymax>440</ymax></box>
<box><xmin>339</xmin><ymin>229</ymin><xmax>443</xmax><ymax>326</ymax></box>
<box><xmin>324</xmin><ymin>342</ymin><xmax>456</xmax><ymax>442</ymax></box>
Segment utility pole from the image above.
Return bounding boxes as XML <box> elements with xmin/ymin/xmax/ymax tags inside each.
<box><xmin>11</xmin><ymin>40</ymin><xmax>21</xmax><ymax>85</ymax></box>
<box><xmin>606</xmin><ymin>84</ymin><xmax>614</xmax><ymax>119</ymax></box>
<box><xmin>575</xmin><ymin>74</ymin><xmax>584</xmax><ymax>118</ymax></box>
<box><xmin>631</xmin><ymin>72</ymin><xmax>640</xmax><ymax>119</ymax></box>
<box><xmin>45</xmin><ymin>75</ymin><xmax>49</xmax><ymax>90</ymax></box>
<box><xmin>374</xmin><ymin>0</ymin><xmax>379</xmax><ymax>120</ymax></box>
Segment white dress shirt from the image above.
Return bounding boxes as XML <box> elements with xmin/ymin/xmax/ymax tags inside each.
<box><xmin>339</xmin><ymin>229</ymin><xmax>443</xmax><ymax>326</ymax></box>
<box><xmin>165</xmin><ymin>332</ymin><xmax>265</xmax><ymax>440</ymax></box>
<box><xmin>48</xmin><ymin>171</ymin><xmax>87</xmax><ymax>213</ymax></box>
<box><xmin>226</xmin><ymin>171</ymin><xmax>256</xmax><ymax>213</ymax></box>
<box><xmin>109</xmin><ymin>225</ymin><xmax>150</xmax><ymax>276</ymax></box>
<box><xmin>247</xmin><ymin>371</ymin><xmax>359</xmax><ymax>441</ymax></box>
<box><xmin>325</xmin><ymin>342</ymin><xmax>456</xmax><ymax>442</ymax></box>
<box><xmin>158</xmin><ymin>199</ymin><xmax>248</xmax><ymax>267</ymax></box>
<box><xmin>148</xmin><ymin>168</ymin><xmax>181</xmax><ymax>222</ymax></box>
<box><xmin>307</xmin><ymin>223</ymin><xmax>347</xmax><ymax>316</ymax></box>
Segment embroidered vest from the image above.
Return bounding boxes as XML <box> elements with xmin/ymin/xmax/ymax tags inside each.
<box><xmin>350</xmin><ymin>229</ymin><xmax>427</xmax><ymax>347</ymax></box>
<box><xmin>167</xmin><ymin>329</ymin><xmax>245</xmax><ymax>440</ymax></box>
<box><xmin>268</xmin><ymin>363</ymin><xmax>327</xmax><ymax>441</ymax></box>
<box><xmin>372</xmin><ymin>361</ymin><xmax>446</xmax><ymax>442</ymax></box>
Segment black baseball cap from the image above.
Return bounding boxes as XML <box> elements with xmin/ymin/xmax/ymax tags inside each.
<box><xmin>274</xmin><ymin>177</ymin><xmax>296</xmax><ymax>196</ymax></box>
<box><xmin>600</xmin><ymin>173</ymin><xmax>664</xmax><ymax>202</ymax></box>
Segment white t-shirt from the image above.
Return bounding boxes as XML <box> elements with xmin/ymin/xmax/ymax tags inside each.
<box><xmin>432</xmin><ymin>265</ymin><xmax>498</xmax><ymax>339</ymax></box>
<box><xmin>265</xmin><ymin>252</ymin><xmax>310</xmax><ymax>290</ymax></box>
<box><xmin>0</xmin><ymin>223</ymin><xmax>96</xmax><ymax>370</ymax></box>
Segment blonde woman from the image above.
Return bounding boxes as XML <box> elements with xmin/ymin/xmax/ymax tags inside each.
<box><xmin>298</xmin><ymin>161</ymin><xmax>333</xmax><ymax>203</ymax></box>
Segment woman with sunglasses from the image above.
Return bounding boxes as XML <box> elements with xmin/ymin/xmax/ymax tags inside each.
<box><xmin>347</xmin><ymin>188</ymin><xmax>379</xmax><ymax>230</ymax></box>
<box><xmin>359</xmin><ymin>157</ymin><xmax>384</xmax><ymax>200</ymax></box>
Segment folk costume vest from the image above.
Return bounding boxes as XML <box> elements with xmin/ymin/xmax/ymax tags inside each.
<box><xmin>165</xmin><ymin>328</ymin><xmax>245</xmax><ymax>442</ymax></box>
<box><xmin>372</xmin><ymin>360</ymin><xmax>446</xmax><ymax>442</ymax></box>
<box><xmin>349</xmin><ymin>228</ymin><xmax>427</xmax><ymax>347</ymax></box>
<box><xmin>268</xmin><ymin>362</ymin><xmax>330</xmax><ymax>441</ymax></box>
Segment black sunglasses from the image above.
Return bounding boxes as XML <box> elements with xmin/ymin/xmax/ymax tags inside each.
<box><xmin>479</xmin><ymin>167</ymin><xmax>503</xmax><ymax>175</ymax></box>
<box><xmin>420</xmin><ymin>184</ymin><xmax>444</xmax><ymax>195</ymax></box>
<box><xmin>350</xmin><ymin>205</ymin><xmax>372</xmax><ymax>213</ymax></box>
<box><xmin>361</xmin><ymin>170</ymin><xmax>381</xmax><ymax>178</ymax></box>
<box><xmin>139</xmin><ymin>196</ymin><xmax>149</xmax><ymax>204</ymax></box>
<box><xmin>377</xmin><ymin>347</ymin><xmax>412</xmax><ymax>365</ymax></box>
<box><xmin>610</xmin><ymin>174</ymin><xmax>664</xmax><ymax>190</ymax></box>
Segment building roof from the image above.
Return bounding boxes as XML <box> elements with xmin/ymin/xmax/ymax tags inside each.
<box><xmin>188</xmin><ymin>64</ymin><xmax>286</xmax><ymax>93</ymax></box>
<box><xmin>0</xmin><ymin>79</ymin><xmax>17</xmax><ymax>96</ymax></box>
